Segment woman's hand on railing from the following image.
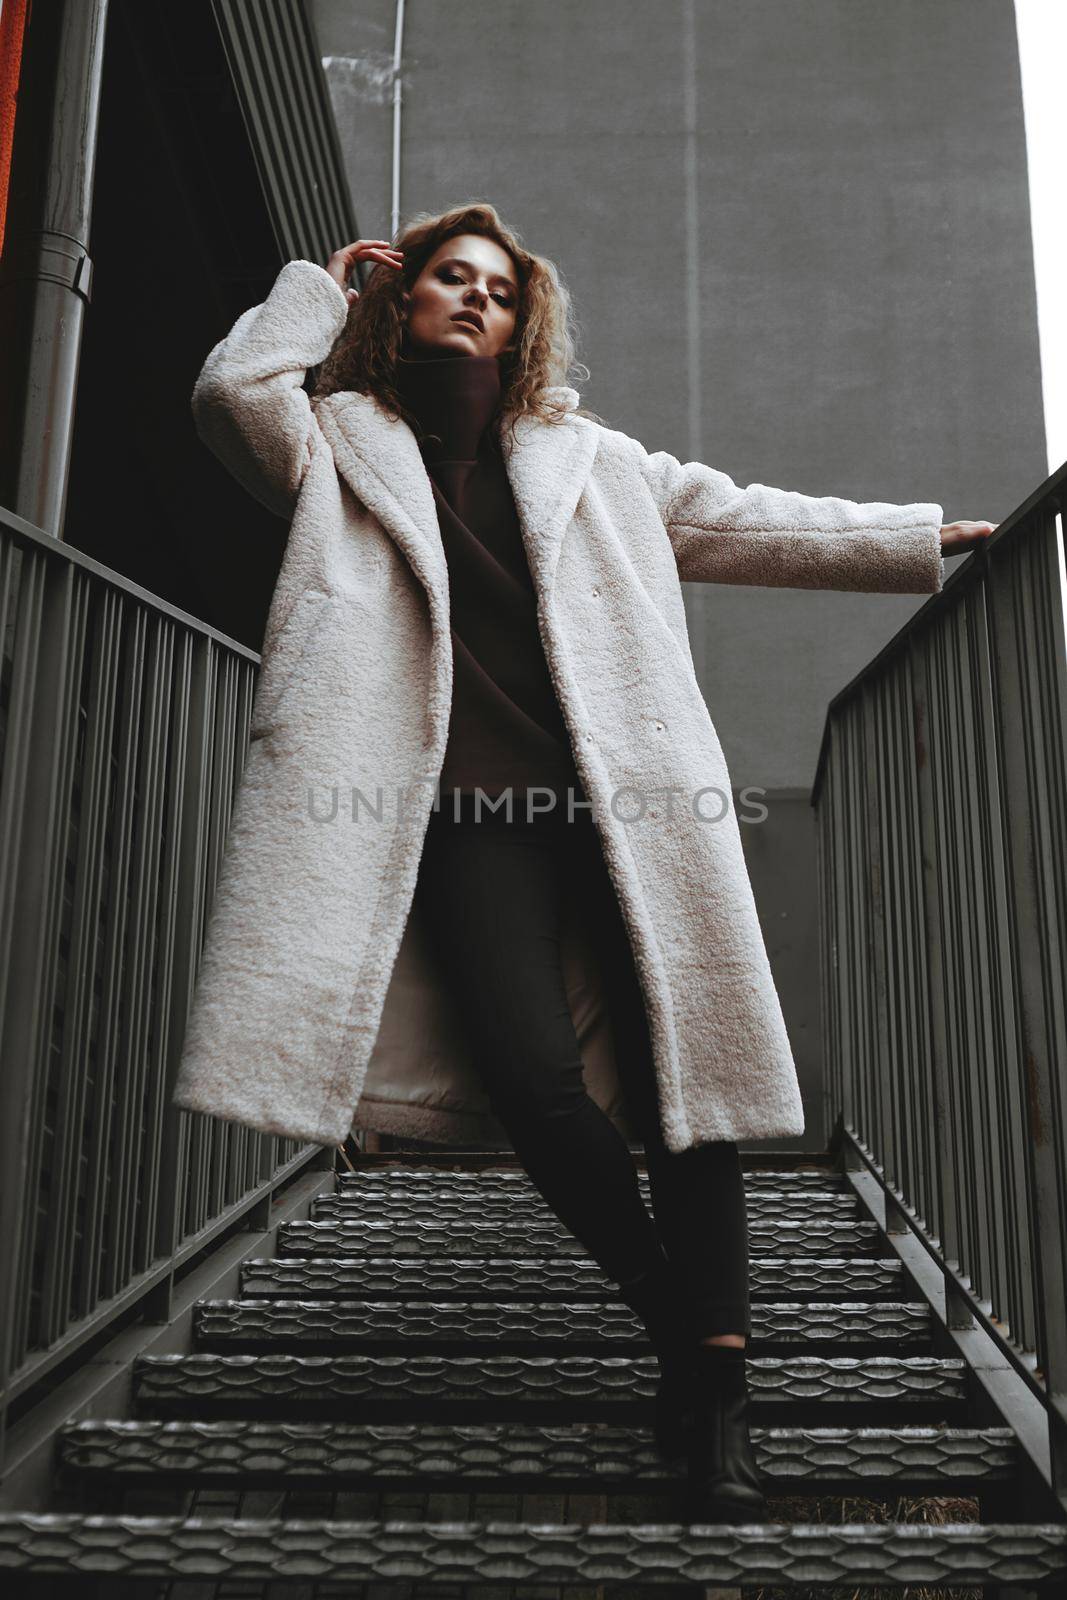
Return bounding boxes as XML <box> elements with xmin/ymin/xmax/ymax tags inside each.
<box><xmin>325</xmin><ymin>240</ymin><xmax>404</xmax><ymax>305</ymax></box>
<box><xmin>940</xmin><ymin>520</ymin><xmax>998</xmax><ymax>554</ymax></box>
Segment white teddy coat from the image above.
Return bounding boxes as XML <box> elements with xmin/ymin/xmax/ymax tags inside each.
<box><xmin>170</xmin><ymin>259</ymin><xmax>944</xmax><ymax>1153</ymax></box>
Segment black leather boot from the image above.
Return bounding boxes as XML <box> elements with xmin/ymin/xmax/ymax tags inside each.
<box><xmin>613</xmin><ymin>1251</ymin><xmax>701</xmax><ymax>1460</ymax></box>
<box><xmin>680</xmin><ymin>1342</ymin><xmax>767</xmax><ymax>1524</ymax></box>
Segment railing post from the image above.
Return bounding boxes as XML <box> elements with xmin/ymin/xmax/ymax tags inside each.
<box><xmin>944</xmin><ymin>1272</ymin><xmax>977</xmax><ymax>1331</ymax></box>
<box><xmin>883</xmin><ymin>1190</ymin><xmax>910</xmax><ymax>1237</ymax></box>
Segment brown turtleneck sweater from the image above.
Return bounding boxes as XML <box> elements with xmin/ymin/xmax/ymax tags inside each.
<box><xmin>394</xmin><ymin>349</ymin><xmax>586</xmax><ymax>817</ymax></box>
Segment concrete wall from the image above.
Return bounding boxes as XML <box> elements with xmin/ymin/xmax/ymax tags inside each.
<box><xmin>314</xmin><ymin>0</ymin><xmax>1045</xmax><ymax>1150</ymax></box>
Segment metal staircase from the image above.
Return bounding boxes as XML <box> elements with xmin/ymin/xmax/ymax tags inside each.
<box><xmin>2</xmin><ymin>1153</ymin><xmax>1065</xmax><ymax>1595</ymax></box>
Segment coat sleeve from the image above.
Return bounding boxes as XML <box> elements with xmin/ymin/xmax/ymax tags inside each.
<box><xmin>623</xmin><ymin>434</ymin><xmax>945</xmax><ymax>595</ymax></box>
<box><xmin>191</xmin><ymin>259</ymin><xmax>351</xmax><ymax>519</ymax></box>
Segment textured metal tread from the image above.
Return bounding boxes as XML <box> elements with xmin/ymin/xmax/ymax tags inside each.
<box><xmin>194</xmin><ymin>1297</ymin><xmax>929</xmax><ymax>1351</ymax></box>
<box><xmin>240</xmin><ymin>1253</ymin><xmax>905</xmax><ymax>1303</ymax></box>
<box><xmin>59</xmin><ymin>1418</ymin><xmax>1016</xmax><ymax>1486</ymax></box>
<box><xmin>2</xmin><ymin>1513</ymin><xmax>1063</xmax><ymax>1585</ymax></box>
<box><xmin>133</xmin><ymin>1352</ymin><xmax>967</xmax><ymax>1412</ymax></box>
<box><xmin>339</xmin><ymin>1166</ymin><xmax>844</xmax><ymax>1191</ymax></box>
<box><xmin>317</xmin><ymin>1189</ymin><xmax>858</xmax><ymax>1228</ymax></box>
<box><xmin>281</xmin><ymin>1216</ymin><xmax>880</xmax><ymax>1260</ymax></box>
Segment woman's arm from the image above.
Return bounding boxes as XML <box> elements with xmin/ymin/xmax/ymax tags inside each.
<box><xmin>190</xmin><ymin>259</ymin><xmax>351</xmax><ymax>518</ymax></box>
<box><xmin>623</xmin><ymin>433</ymin><xmax>950</xmax><ymax>594</ymax></box>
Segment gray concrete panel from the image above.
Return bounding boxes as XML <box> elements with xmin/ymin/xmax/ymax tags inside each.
<box><xmin>316</xmin><ymin>0</ymin><xmax>1042</xmax><ymax>787</ymax></box>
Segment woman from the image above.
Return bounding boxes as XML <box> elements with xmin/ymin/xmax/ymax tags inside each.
<box><xmin>172</xmin><ymin>203</ymin><xmax>994</xmax><ymax>1524</ymax></box>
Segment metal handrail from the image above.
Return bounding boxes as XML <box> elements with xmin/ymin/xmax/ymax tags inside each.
<box><xmin>812</xmin><ymin>460</ymin><xmax>1067</xmax><ymax>1506</ymax></box>
<box><xmin>0</xmin><ymin>502</ymin><xmax>319</xmax><ymax>1472</ymax></box>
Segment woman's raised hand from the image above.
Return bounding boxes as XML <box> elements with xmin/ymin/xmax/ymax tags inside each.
<box><xmin>940</xmin><ymin>520</ymin><xmax>997</xmax><ymax>554</ymax></box>
<box><xmin>325</xmin><ymin>239</ymin><xmax>404</xmax><ymax>305</ymax></box>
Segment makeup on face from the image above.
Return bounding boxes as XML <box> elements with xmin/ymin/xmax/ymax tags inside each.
<box><xmin>403</xmin><ymin>236</ymin><xmax>520</xmax><ymax>358</ymax></box>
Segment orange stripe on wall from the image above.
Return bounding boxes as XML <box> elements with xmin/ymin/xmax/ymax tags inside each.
<box><xmin>0</xmin><ymin>0</ymin><xmax>30</xmax><ymax>259</ymax></box>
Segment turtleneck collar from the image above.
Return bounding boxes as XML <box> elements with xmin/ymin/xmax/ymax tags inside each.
<box><xmin>394</xmin><ymin>349</ymin><xmax>503</xmax><ymax>466</ymax></box>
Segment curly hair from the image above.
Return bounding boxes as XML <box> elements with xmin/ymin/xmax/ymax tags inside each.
<box><xmin>310</xmin><ymin>201</ymin><xmax>605</xmax><ymax>447</ymax></box>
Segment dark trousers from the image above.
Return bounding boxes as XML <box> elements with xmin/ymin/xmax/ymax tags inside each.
<box><xmin>416</xmin><ymin>802</ymin><xmax>751</xmax><ymax>1336</ymax></box>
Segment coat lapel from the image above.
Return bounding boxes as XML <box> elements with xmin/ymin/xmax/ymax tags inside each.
<box><xmin>500</xmin><ymin>390</ymin><xmax>599</xmax><ymax>595</ymax></box>
<box><xmin>314</xmin><ymin>388</ymin><xmax>450</xmax><ymax>617</ymax></box>
<box><xmin>313</xmin><ymin>384</ymin><xmax>599</xmax><ymax>611</ymax></box>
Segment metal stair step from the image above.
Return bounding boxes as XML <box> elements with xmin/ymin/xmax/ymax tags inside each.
<box><xmin>339</xmin><ymin>1166</ymin><xmax>843</xmax><ymax>1192</ymax></box>
<box><xmin>280</xmin><ymin>1215</ymin><xmax>881</xmax><ymax>1259</ymax></box>
<box><xmin>131</xmin><ymin>1352</ymin><xmax>968</xmax><ymax>1422</ymax></box>
<box><xmin>240</xmin><ymin>1252</ymin><xmax>906</xmax><ymax>1302</ymax></box>
<box><xmin>317</xmin><ymin>1188</ymin><xmax>858</xmax><ymax>1227</ymax></box>
<box><xmin>192</xmin><ymin>1297</ymin><xmax>930</xmax><ymax>1353</ymax></box>
<box><xmin>58</xmin><ymin>1418</ymin><xmax>1017</xmax><ymax>1493</ymax></box>
<box><xmin>2</xmin><ymin>1512</ymin><xmax>1063</xmax><ymax>1586</ymax></box>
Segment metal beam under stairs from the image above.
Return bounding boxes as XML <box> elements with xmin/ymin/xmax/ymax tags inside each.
<box><xmin>1</xmin><ymin>1154</ymin><xmax>1065</xmax><ymax>1595</ymax></box>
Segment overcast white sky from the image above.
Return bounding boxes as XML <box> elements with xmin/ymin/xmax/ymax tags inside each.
<box><xmin>1015</xmin><ymin>0</ymin><xmax>1067</xmax><ymax>476</ymax></box>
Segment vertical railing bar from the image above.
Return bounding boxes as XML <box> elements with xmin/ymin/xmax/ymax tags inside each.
<box><xmin>140</xmin><ymin>616</ymin><xmax>178</xmax><ymax>1276</ymax></box>
<box><xmin>1</xmin><ymin>551</ymin><xmax>49</xmax><ymax>1390</ymax></box>
<box><xmin>913</xmin><ymin>619</ymin><xmax>958</xmax><ymax>1269</ymax></box>
<box><xmin>846</xmin><ymin>705</ymin><xmax>868</xmax><ymax>1143</ymax></box>
<box><xmin>862</xmin><ymin>683</ymin><xmax>892</xmax><ymax>1192</ymax></box>
<box><xmin>206</xmin><ymin>651</ymin><xmax>236</xmax><ymax>1222</ymax></box>
<box><xmin>897</xmin><ymin>646</ymin><xmax>930</xmax><ymax>1230</ymax></box>
<box><xmin>22</xmin><ymin>556</ymin><xmax>85</xmax><ymax>1353</ymax></box>
<box><xmin>935</xmin><ymin>613</ymin><xmax>962</xmax><ymax>1258</ymax></box>
<box><xmin>959</xmin><ymin>580</ymin><xmax>1005</xmax><ymax>1316</ymax></box>
<box><xmin>68</xmin><ymin>582</ymin><xmax>118</xmax><ymax>1320</ymax></box>
<box><xmin>0</xmin><ymin>549</ymin><xmax>47</xmax><ymax>1461</ymax></box>
<box><xmin>839</xmin><ymin>710</ymin><xmax>860</xmax><ymax>1138</ymax></box>
<box><xmin>121</xmin><ymin>611</ymin><xmax>171</xmax><ymax>1280</ymax></box>
<box><xmin>948</xmin><ymin>598</ymin><xmax>980</xmax><ymax>1295</ymax></box>
<box><xmin>218</xmin><ymin>654</ymin><xmax>243</xmax><ymax>1215</ymax></box>
<box><xmin>838</xmin><ymin>713</ymin><xmax>857</xmax><ymax>1139</ymax></box>
<box><xmin>0</xmin><ymin>538</ymin><xmax>19</xmax><ymax>779</ymax></box>
<box><xmin>38</xmin><ymin>570</ymin><xmax>97</xmax><ymax>1336</ymax></box>
<box><xmin>881</xmin><ymin>672</ymin><xmax>902</xmax><ymax>1194</ymax></box>
<box><xmin>155</xmin><ymin>627</ymin><xmax>216</xmax><ymax>1277</ymax></box>
<box><xmin>182</xmin><ymin>724</ymin><xmax>212</xmax><ymax>1243</ymax></box>
<box><xmin>953</xmin><ymin>592</ymin><xmax>985</xmax><ymax>1296</ymax></box>
<box><xmin>819</xmin><ymin>719</ymin><xmax>842</xmax><ymax>1140</ymax></box>
<box><xmin>97</xmin><ymin>604</ymin><xmax>144</xmax><ymax>1296</ymax></box>
<box><xmin>80</xmin><ymin>584</ymin><xmax>127</xmax><ymax>1312</ymax></box>
<box><xmin>885</xmin><ymin>666</ymin><xmax>910</xmax><ymax>1205</ymax></box>
<box><xmin>0</xmin><ymin>553</ymin><xmax>73</xmax><ymax>1395</ymax></box>
<box><xmin>972</xmin><ymin>572</ymin><xmax>1037</xmax><ymax>1354</ymax></box>
<box><xmin>899</xmin><ymin>653</ymin><xmax>928</xmax><ymax>1224</ymax></box>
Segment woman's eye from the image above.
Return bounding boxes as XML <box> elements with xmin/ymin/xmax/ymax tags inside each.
<box><xmin>440</xmin><ymin>270</ymin><xmax>512</xmax><ymax>308</ymax></box>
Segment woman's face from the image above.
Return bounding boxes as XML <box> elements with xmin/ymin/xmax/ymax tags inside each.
<box><xmin>401</xmin><ymin>233</ymin><xmax>520</xmax><ymax>359</ymax></box>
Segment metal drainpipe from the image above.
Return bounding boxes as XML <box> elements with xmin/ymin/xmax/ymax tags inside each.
<box><xmin>0</xmin><ymin>0</ymin><xmax>109</xmax><ymax>538</ymax></box>
<box><xmin>390</xmin><ymin>0</ymin><xmax>405</xmax><ymax>241</ymax></box>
